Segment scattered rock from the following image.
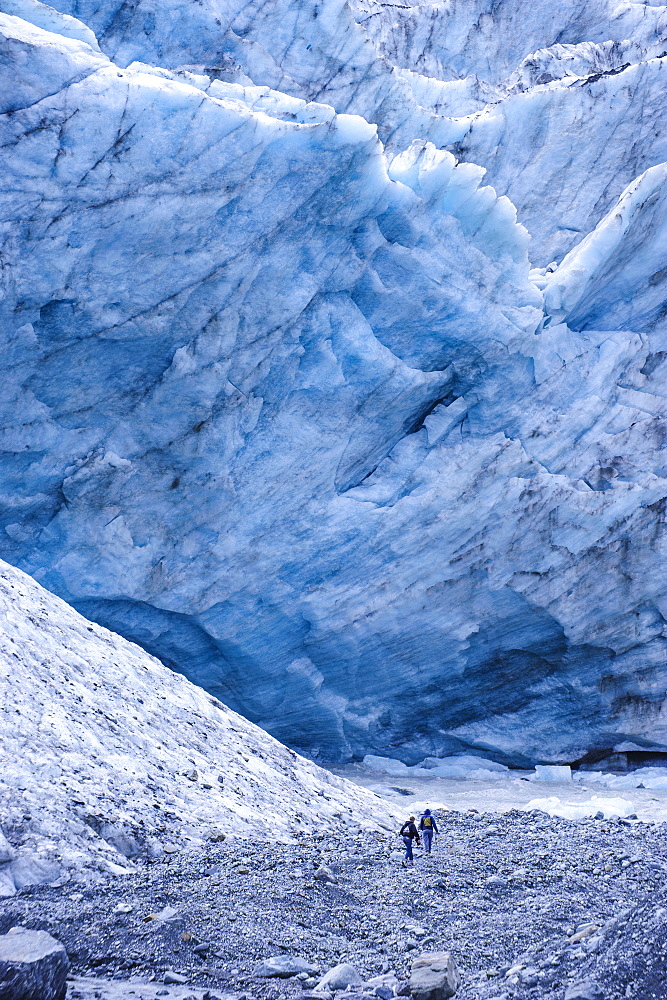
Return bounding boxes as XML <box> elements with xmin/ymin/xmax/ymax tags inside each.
<box><xmin>364</xmin><ymin>972</ymin><xmax>400</xmax><ymax>993</ymax></box>
<box><xmin>103</xmin><ymin>859</ymin><xmax>134</xmax><ymax>876</ymax></box>
<box><xmin>564</xmin><ymin>981</ymin><xmax>603</xmax><ymax>1000</ymax></box>
<box><xmin>253</xmin><ymin>956</ymin><xmax>319</xmax><ymax>978</ymax></box>
<box><xmin>9</xmin><ymin>856</ymin><xmax>61</xmax><ymax>890</ymax></box>
<box><xmin>0</xmin><ymin>926</ymin><xmax>69</xmax><ymax>1000</ymax></box>
<box><xmin>505</xmin><ymin>963</ymin><xmax>525</xmax><ymax>978</ymax></box>
<box><xmin>3</xmin><ymin>809</ymin><xmax>666</xmax><ymax>1000</ymax></box>
<box><xmin>112</xmin><ymin>903</ymin><xmax>133</xmax><ymax>914</ymax></box>
<box><xmin>314</xmin><ymin>865</ymin><xmax>337</xmax><ymax>884</ymax></box>
<box><xmin>409</xmin><ymin>952</ymin><xmax>461</xmax><ymax>1000</ymax></box>
<box><xmin>0</xmin><ymin>869</ymin><xmax>15</xmax><ymax>899</ymax></box>
<box><xmin>317</xmin><ymin>963</ymin><xmax>363</xmax><ymax>991</ymax></box>
<box><xmin>519</xmin><ymin>965</ymin><xmax>538</xmax><ymax>985</ymax></box>
<box><xmin>144</xmin><ymin>906</ymin><xmax>179</xmax><ymax>923</ymax></box>
<box><xmin>568</xmin><ymin>924</ymin><xmax>599</xmax><ymax>944</ymax></box>
<box><xmin>0</xmin><ymin>831</ymin><xmax>15</xmax><ymax>865</ymax></box>
<box><xmin>164</xmin><ymin>970</ymin><xmax>189</xmax><ymax>984</ymax></box>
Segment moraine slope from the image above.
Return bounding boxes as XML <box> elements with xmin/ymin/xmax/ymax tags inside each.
<box><xmin>0</xmin><ymin>558</ymin><xmax>398</xmax><ymax>896</ymax></box>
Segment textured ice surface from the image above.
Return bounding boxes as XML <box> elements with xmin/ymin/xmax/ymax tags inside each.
<box><xmin>523</xmin><ymin>795</ymin><xmax>636</xmax><ymax>820</ymax></box>
<box><xmin>529</xmin><ymin>765</ymin><xmax>573</xmax><ymax>783</ymax></box>
<box><xmin>0</xmin><ymin>557</ymin><xmax>397</xmax><ymax>888</ymax></box>
<box><xmin>42</xmin><ymin>0</ymin><xmax>667</xmax><ymax>254</ymax></box>
<box><xmin>1</xmin><ymin>0</ymin><xmax>667</xmax><ymax>765</ymax></box>
<box><xmin>542</xmin><ymin>163</ymin><xmax>667</xmax><ymax>336</ymax></box>
<box><xmin>574</xmin><ymin>767</ymin><xmax>667</xmax><ymax>790</ymax></box>
<box><xmin>355</xmin><ymin>0</ymin><xmax>667</xmax><ymax>260</ymax></box>
<box><xmin>353</xmin><ymin>0</ymin><xmax>667</xmax><ymax>87</ymax></box>
<box><xmin>336</xmin><ymin>760</ymin><xmax>667</xmax><ymax>824</ymax></box>
<box><xmin>41</xmin><ymin>0</ymin><xmax>452</xmax><ymax>151</ymax></box>
<box><xmin>363</xmin><ymin>754</ymin><xmax>510</xmax><ymax>780</ymax></box>
<box><xmin>438</xmin><ymin>57</ymin><xmax>667</xmax><ymax>263</ymax></box>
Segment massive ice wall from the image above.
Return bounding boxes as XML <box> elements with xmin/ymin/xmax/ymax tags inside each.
<box><xmin>1</xmin><ymin>0</ymin><xmax>667</xmax><ymax>764</ymax></box>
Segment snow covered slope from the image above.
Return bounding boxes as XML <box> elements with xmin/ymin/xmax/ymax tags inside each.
<box><xmin>1</xmin><ymin>0</ymin><xmax>667</xmax><ymax>767</ymax></box>
<box><xmin>0</xmin><ymin>558</ymin><xmax>397</xmax><ymax>894</ymax></box>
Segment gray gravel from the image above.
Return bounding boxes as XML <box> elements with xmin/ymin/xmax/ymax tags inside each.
<box><xmin>1</xmin><ymin>808</ymin><xmax>666</xmax><ymax>1000</ymax></box>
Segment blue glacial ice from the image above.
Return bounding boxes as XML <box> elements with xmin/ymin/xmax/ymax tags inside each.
<box><xmin>1</xmin><ymin>0</ymin><xmax>667</xmax><ymax>765</ymax></box>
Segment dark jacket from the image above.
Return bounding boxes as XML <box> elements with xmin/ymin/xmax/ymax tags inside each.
<box><xmin>400</xmin><ymin>821</ymin><xmax>420</xmax><ymax>841</ymax></box>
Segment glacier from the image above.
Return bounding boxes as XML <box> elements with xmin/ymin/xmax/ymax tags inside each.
<box><xmin>1</xmin><ymin>0</ymin><xmax>667</xmax><ymax>766</ymax></box>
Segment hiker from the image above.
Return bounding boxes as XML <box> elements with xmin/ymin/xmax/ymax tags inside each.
<box><xmin>419</xmin><ymin>808</ymin><xmax>439</xmax><ymax>855</ymax></box>
<box><xmin>399</xmin><ymin>815</ymin><xmax>420</xmax><ymax>866</ymax></box>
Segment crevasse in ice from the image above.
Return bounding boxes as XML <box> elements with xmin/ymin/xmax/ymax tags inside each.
<box><xmin>1</xmin><ymin>0</ymin><xmax>667</xmax><ymax>763</ymax></box>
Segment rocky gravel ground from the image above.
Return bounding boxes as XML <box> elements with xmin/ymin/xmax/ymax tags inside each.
<box><xmin>2</xmin><ymin>808</ymin><xmax>667</xmax><ymax>1000</ymax></box>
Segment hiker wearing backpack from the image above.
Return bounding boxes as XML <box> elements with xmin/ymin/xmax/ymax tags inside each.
<box><xmin>399</xmin><ymin>816</ymin><xmax>420</xmax><ymax>866</ymax></box>
<box><xmin>419</xmin><ymin>809</ymin><xmax>439</xmax><ymax>855</ymax></box>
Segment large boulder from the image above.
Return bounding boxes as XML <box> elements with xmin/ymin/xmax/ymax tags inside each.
<box><xmin>8</xmin><ymin>858</ymin><xmax>61</xmax><ymax>891</ymax></box>
<box><xmin>0</xmin><ymin>855</ymin><xmax>62</xmax><ymax>900</ymax></box>
<box><xmin>317</xmin><ymin>964</ymin><xmax>363</xmax><ymax>991</ymax></box>
<box><xmin>0</xmin><ymin>927</ymin><xmax>69</xmax><ymax>1000</ymax></box>
<box><xmin>409</xmin><ymin>952</ymin><xmax>461</xmax><ymax>1000</ymax></box>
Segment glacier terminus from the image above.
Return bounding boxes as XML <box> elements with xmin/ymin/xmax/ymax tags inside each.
<box><xmin>1</xmin><ymin>0</ymin><xmax>667</xmax><ymax>767</ymax></box>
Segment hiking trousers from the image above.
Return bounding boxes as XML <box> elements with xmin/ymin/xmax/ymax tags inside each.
<box><xmin>403</xmin><ymin>836</ymin><xmax>414</xmax><ymax>861</ymax></box>
<box><xmin>422</xmin><ymin>830</ymin><xmax>433</xmax><ymax>854</ymax></box>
